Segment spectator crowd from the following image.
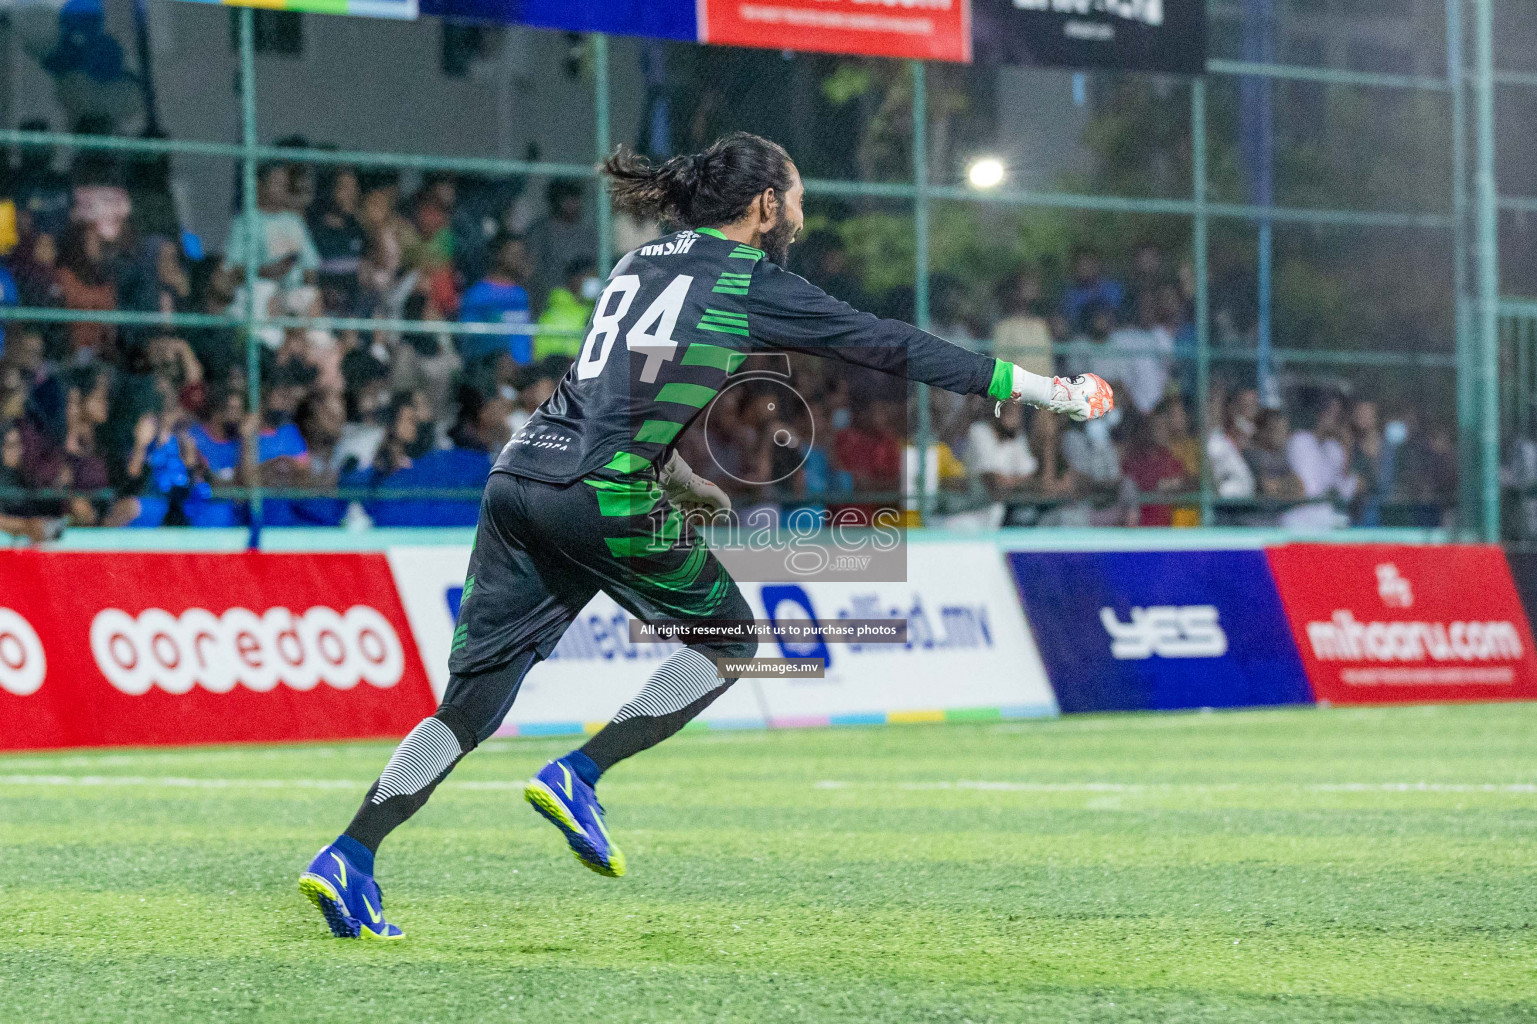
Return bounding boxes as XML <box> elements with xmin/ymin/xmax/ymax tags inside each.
<box><xmin>0</xmin><ymin>126</ymin><xmax>1460</xmax><ymax>539</ymax></box>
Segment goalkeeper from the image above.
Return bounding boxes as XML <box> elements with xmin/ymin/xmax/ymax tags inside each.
<box><xmin>300</xmin><ymin>131</ymin><xmax>1112</xmax><ymax>940</ymax></box>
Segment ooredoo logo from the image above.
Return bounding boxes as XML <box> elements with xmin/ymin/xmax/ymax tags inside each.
<box><xmin>0</xmin><ymin>608</ymin><xmax>46</xmax><ymax>697</ymax></box>
<box><xmin>89</xmin><ymin>605</ymin><xmax>405</xmax><ymax>696</ymax></box>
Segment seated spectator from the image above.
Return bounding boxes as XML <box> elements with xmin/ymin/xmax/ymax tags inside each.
<box><xmin>1052</xmin><ymin>410</ymin><xmax>1129</xmax><ymax>527</ymax></box>
<box><xmin>967</xmin><ymin>402</ymin><xmax>1039</xmax><ymax>527</ymax></box>
<box><xmin>833</xmin><ymin>399</ymin><xmax>903</xmax><ymax>526</ymax></box>
<box><xmin>510</xmin><ymin>357</ymin><xmax>568</xmax><ymax>433</ymax></box>
<box><xmin>56</xmin><ymin>222</ymin><xmax>116</xmax><ymax>359</ymax></box>
<box><xmin>1207</xmin><ymin>393</ymin><xmax>1256</xmax><ymax>500</ymax></box>
<box><xmin>1060</xmin><ymin>245</ymin><xmax>1125</xmax><ymax>333</ymax></box>
<box><xmin>535</xmin><ymin>258</ymin><xmax>596</xmax><ymax>361</ymax></box>
<box><xmin>459</xmin><ymin>233</ymin><xmax>534</xmax><ymax>364</ymax></box>
<box><xmin>184</xmin><ymin>387</ymin><xmax>250</xmax><ymax>527</ymax></box>
<box><xmin>1245</xmin><ymin>408</ymin><xmax>1307</xmax><ymax>525</ymax></box>
<box><xmin>360</xmin><ymin>389</ymin><xmax>498</xmax><ymax>527</ymax></box>
<box><xmin>1349</xmin><ymin>398</ymin><xmax>1399</xmax><ymax>527</ymax></box>
<box><xmin>992</xmin><ymin>268</ymin><xmax>1053</xmax><ymax>381</ymax></box>
<box><xmin>0</xmin><ymin>421</ymin><xmax>58</xmax><ymax>542</ymax></box>
<box><xmin>1287</xmin><ymin>390</ymin><xmax>1358</xmax><ymax>530</ymax></box>
<box><xmin>1121</xmin><ymin>405</ymin><xmax>1195</xmax><ymax>527</ymax></box>
<box><xmin>391</xmin><ymin>292</ymin><xmax>462</xmax><ymax>426</ymax></box>
<box><xmin>10</xmin><ymin>231</ymin><xmax>62</xmax><ymax>312</ymax></box>
<box><xmin>20</xmin><ymin>365</ymin><xmax>130</xmax><ymax>527</ymax></box>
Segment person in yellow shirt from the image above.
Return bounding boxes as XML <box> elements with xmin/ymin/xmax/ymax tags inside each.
<box><xmin>534</xmin><ymin>257</ymin><xmax>598</xmax><ymax>361</ymax></box>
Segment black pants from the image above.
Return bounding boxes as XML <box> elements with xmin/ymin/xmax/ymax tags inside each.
<box><xmin>343</xmin><ymin>470</ymin><xmax>756</xmax><ymax>851</ymax></box>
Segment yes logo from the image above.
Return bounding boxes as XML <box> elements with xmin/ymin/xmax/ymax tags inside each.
<box><xmin>1099</xmin><ymin>605</ymin><xmax>1228</xmax><ymax>660</ymax></box>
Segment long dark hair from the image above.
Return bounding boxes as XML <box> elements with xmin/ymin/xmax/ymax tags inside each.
<box><xmin>602</xmin><ymin>132</ymin><xmax>793</xmax><ymax>228</ymax></box>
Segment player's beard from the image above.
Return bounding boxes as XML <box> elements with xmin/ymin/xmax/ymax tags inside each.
<box><xmin>759</xmin><ymin>218</ymin><xmax>796</xmax><ymax>267</ymax></box>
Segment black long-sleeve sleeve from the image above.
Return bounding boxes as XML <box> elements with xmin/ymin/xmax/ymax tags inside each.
<box><xmin>745</xmin><ymin>261</ymin><xmax>1009</xmax><ymax>399</ymax></box>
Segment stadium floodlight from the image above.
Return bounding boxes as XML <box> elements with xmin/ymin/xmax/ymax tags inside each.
<box><xmin>966</xmin><ymin>157</ymin><xmax>1006</xmax><ymax>189</ymax></box>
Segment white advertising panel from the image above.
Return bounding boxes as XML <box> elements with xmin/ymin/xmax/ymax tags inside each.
<box><xmin>386</xmin><ymin>540</ymin><xmax>1055</xmax><ymax>735</ymax></box>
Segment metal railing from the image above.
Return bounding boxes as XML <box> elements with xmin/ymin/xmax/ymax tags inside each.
<box><xmin>0</xmin><ymin>0</ymin><xmax>1523</xmax><ymax>539</ymax></box>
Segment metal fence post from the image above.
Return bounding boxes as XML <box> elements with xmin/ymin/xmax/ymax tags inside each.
<box><xmin>1448</xmin><ymin>0</ymin><xmax>1478</xmax><ymax>539</ymax></box>
<box><xmin>239</xmin><ymin>7</ymin><xmax>263</xmax><ymax>547</ymax></box>
<box><xmin>1193</xmin><ymin>78</ymin><xmax>1213</xmax><ymax>525</ymax></box>
<box><xmin>593</xmin><ymin>32</ymin><xmax>614</xmax><ymax>276</ymax></box>
<box><xmin>911</xmin><ymin>59</ymin><xmax>933</xmax><ymax>525</ymax></box>
<box><xmin>1474</xmin><ymin>0</ymin><xmax>1500</xmax><ymax>542</ymax></box>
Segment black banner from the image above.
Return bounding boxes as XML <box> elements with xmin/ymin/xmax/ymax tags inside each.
<box><xmin>972</xmin><ymin>0</ymin><xmax>1208</xmax><ymax>76</ymax></box>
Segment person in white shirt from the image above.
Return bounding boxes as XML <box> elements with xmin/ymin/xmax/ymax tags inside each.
<box><xmin>1207</xmin><ymin>394</ymin><xmax>1256</xmax><ymax>499</ymax></box>
<box><xmin>967</xmin><ymin>402</ymin><xmax>1038</xmax><ymax>527</ymax></box>
<box><xmin>1089</xmin><ymin>293</ymin><xmax>1173</xmax><ymax>415</ymax></box>
<box><xmin>1285</xmin><ymin>391</ymin><xmax>1359</xmax><ymax>529</ymax></box>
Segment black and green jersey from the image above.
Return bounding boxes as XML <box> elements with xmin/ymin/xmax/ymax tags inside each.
<box><xmin>493</xmin><ymin>227</ymin><xmax>1015</xmax><ymax>484</ymax></box>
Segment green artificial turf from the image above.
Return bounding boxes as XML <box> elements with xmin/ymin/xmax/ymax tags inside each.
<box><xmin>2</xmin><ymin>703</ymin><xmax>1535</xmax><ymax>1023</ymax></box>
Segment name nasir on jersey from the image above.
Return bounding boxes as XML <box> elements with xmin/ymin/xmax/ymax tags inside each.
<box><xmin>493</xmin><ymin>227</ymin><xmax>1015</xmax><ymax>484</ymax></box>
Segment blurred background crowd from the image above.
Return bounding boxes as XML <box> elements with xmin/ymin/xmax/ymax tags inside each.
<box><xmin>0</xmin><ymin>128</ymin><xmax>1460</xmax><ymax>537</ymax></box>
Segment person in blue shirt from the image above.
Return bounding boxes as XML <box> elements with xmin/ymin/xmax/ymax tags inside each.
<box><xmin>1060</xmin><ymin>245</ymin><xmax>1126</xmax><ymax>335</ymax></box>
<box><xmin>458</xmin><ymin>233</ymin><xmax>534</xmax><ymax>365</ymax></box>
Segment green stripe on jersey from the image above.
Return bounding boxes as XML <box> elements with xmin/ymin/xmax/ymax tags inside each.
<box><xmin>729</xmin><ymin>247</ymin><xmax>763</xmax><ymax>261</ymax></box>
<box><xmin>698</xmin><ymin>322</ymin><xmax>750</xmax><ymax>337</ymax></box>
<box><xmin>602</xmin><ymin>451</ymin><xmax>652</xmax><ymax>474</ymax></box>
<box><xmin>635</xmin><ymin>419</ymin><xmax>684</xmax><ymax>444</ymax></box>
<box><xmin>682</xmin><ymin>344</ymin><xmax>746</xmax><ymax>371</ymax></box>
<box><xmin>656</xmin><ymin>382</ymin><xmax>719</xmax><ymax>408</ymax></box>
<box><xmin>639</xmin><ymin>542</ymin><xmax>710</xmax><ymax>592</ymax></box>
<box><xmin>585</xmin><ymin>476</ymin><xmax>662</xmax><ymax>517</ymax></box>
<box><xmin>696</xmin><ymin>226</ymin><xmax>728</xmax><ymax>239</ymax></box>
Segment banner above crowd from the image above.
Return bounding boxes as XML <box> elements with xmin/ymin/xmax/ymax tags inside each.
<box><xmin>175</xmin><ymin>0</ymin><xmax>1206</xmax><ymax>71</ymax></box>
<box><xmin>177</xmin><ymin>0</ymin><xmax>418</xmax><ymax>20</ymax></box>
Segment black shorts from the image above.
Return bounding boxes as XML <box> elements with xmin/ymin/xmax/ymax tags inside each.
<box><xmin>447</xmin><ymin>468</ymin><xmax>750</xmax><ymax>676</ymax></box>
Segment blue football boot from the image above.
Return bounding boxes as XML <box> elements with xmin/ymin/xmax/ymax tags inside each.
<box><xmin>299</xmin><ymin>843</ymin><xmax>404</xmax><ymax>940</ymax></box>
<box><xmin>524</xmin><ymin>758</ymin><xmax>626</xmax><ymax>877</ymax></box>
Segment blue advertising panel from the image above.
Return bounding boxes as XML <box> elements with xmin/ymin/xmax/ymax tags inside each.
<box><xmin>1008</xmin><ymin>550</ymin><xmax>1312</xmax><ymax>714</ymax></box>
<box><xmin>419</xmin><ymin>0</ymin><xmax>697</xmax><ymax>40</ymax></box>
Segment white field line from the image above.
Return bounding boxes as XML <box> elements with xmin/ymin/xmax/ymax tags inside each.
<box><xmin>0</xmin><ymin>774</ymin><xmax>526</xmax><ymax>792</ymax></box>
<box><xmin>0</xmin><ymin>774</ymin><xmax>1534</xmax><ymax>794</ymax></box>
<box><xmin>814</xmin><ymin>780</ymin><xmax>1537</xmax><ymax>794</ymax></box>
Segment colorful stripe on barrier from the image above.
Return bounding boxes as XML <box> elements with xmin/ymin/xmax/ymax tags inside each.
<box><xmin>492</xmin><ymin>704</ymin><xmax>1057</xmax><ymax>739</ymax></box>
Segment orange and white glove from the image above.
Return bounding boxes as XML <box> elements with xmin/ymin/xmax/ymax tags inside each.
<box><xmin>1005</xmin><ymin>364</ymin><xmax>1115</xmax><ymax>422</ymax></box>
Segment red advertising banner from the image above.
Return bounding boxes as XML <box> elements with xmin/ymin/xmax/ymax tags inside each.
<box><xmin>700</xmin><ymin>0</ymin><xmax>972</xmax><ymax>62</ymax></box>
<box><xmin>1266</xmin><ymin>544</ymin><xmax>1537</xmax><ymax>706</ymax></box>
<box><xmin>0</xmin><ymin>552</ymin><xmax>437</xmax><ymax>751</ymax></box>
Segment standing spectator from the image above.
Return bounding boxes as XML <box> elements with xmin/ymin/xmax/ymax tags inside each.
<box><xmin>1287</xmin><ymin>391</ymin><xmax>1358</xmax><ymax>529</ymax></box>
<box><xmin>1126</xmin><ymin>241</ymin><xmax>1167</xmax><ymax>313</ymax></box>
<box><xmin>967</xmin><ymin>401</ymin><xmax>1039</xmax><ymax>526</ymax></box>
<box><xmin>70</xmin><ymin>150</ymin><xmax>131</xmax><ymax>247</ymax></box>
<box><xmin>222</xmin><ymin>161</ymin><xmax>320</xmax><ymax>304</ymax></box>
<box><xmin>10</xmin><ymin>120</ymin><xmax>71</xmax><ymax>240</ymax></box>
<box><xmin>525</xmin><ymin>179</ymin><xmax>593</xmax><ymax>309</ymax></box>
<box><xmin>1060</xmin><ymin>245</ymin><xmax>1125</xmax><ymax>334</ymax></box>
<box><xmin>309</xmin><ymin>167</ymin><xmax>365</xmax><ymax>312</ymax></box>
<box><xmin>459</xmin><ymin>233</ymin><xmax>533</xmax><ymax>364</ymax></box>
<box><xmin>535</xmin><ymin>258</ymin><xmax>597</xmax><ymax>361</ymax></box>
<box><xmin>56</xmin><ymin>222</ymin><xmax>117</xmax><ymax>359</ymax></box>
<box><xmin>1092</xmin><ymin>293</ymin><xmax>1173</xmax><ymax>416</ymax></box>
<box><xmin>992</xmin><ymin>268</ymin><xmax>1053</xmax><ymax>381</ymax></box>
